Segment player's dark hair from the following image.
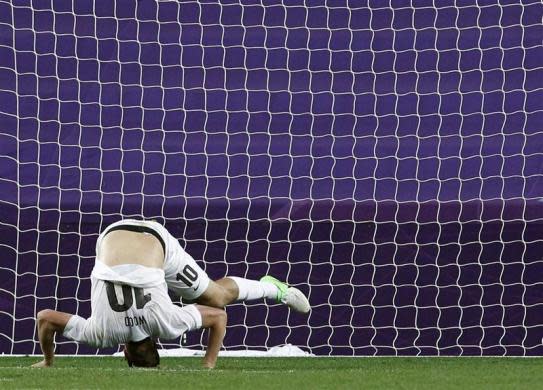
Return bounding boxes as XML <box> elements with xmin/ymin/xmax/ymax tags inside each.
<box><xmin>124</xmin><ymin>337</ymin><xmax>160</xmax><ymax>368</ymax></box>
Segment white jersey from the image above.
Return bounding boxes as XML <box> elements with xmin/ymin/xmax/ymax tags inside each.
<box><xmin>63</xmin><ymin>265</ymin><xmax>202</xmax><ymax>348</ymax></box>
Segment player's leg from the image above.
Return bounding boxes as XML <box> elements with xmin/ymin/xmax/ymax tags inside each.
<box><xmin>193</xmin><ymin>278</ymin><xmax>236</xmax><ymax>307</ymax></box>
<box><xmin>196</xmin><ymin>276</ymin><xmax>311</xmax><ymax>313</ymax></box>
<box><xmin>165</xmin><ymin>251</ymin><xmax>310</xmax><ymax>312</ymax></box>
<box><xmin>194</xmin><ymin>277</ymin><xmax>272</xmax><ymax>307</ymax></box>
<box><xmin>162</xmin><ymin>228</ymin><xmax>310</xmax><ymax>312</ymax></box>
<box><xmin>197</xmin><ymin>277</ymin><xmax>277</xmax><ymax>307</ymax></box>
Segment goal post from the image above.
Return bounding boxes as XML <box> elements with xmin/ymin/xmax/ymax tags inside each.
<box><xmin>1</xmin><ymin>1</ymin><xmax>542</xmax><ymax>356</ymax></box>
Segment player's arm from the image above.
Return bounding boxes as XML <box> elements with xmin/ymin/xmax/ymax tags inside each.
<box><xmin>195</xmin><ymin>305</ymin><xmax>227</xmax><ymax>369</ymax></box>
<box><xmin>32</xmin><ymin>309</ymin><xmax>73</xmax><ymax>367</ymax></box>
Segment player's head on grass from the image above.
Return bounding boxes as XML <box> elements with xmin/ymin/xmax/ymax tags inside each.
<box><xmin>124</xmin><ymin>337</ymin><xmax>160</xmax><ymax>368</ymax></box>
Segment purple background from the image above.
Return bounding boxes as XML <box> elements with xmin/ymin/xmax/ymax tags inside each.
<box><xmin>1</xmin><ymin>0</ymin><xmax>543</xmax><ymax>355</ymax></box>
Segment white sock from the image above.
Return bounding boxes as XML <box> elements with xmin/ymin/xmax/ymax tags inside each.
<box><xmin>229</xmin><ymin>277</ymin><xmax>279</xmax><ymax>301</ymax></box>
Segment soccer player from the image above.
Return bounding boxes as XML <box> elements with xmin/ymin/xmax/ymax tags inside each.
<box><xmin>32</xmin><ymin>222</ymin><xmax>227</xmax><ymax>368</ymax></box>
<box><xmin>33</xmin><ymin>219</ymin><xmax>310</xmax><ymax>368</ymax></box>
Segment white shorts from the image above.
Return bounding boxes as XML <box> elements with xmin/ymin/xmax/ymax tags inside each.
<box><xmin>97</xmin><ymin>219</ymin><xmax>211</xmax><ymax>300</ymax></box>
<box><xmin>63</xmin><ymin>276</ymin><xmax>202</xmax><ymax>348</ymax></box>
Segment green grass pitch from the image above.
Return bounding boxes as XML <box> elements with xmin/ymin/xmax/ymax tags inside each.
<box><xmin>0</xmin><ymin>356</ymin><xmax>541</xmax><ymax>389</ymax></box>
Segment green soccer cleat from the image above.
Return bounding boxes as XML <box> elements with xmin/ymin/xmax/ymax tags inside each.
<box><xmin>260</xmin><ymin>276</ymin><xmax>311</xmax><ymax>314</ymax></box>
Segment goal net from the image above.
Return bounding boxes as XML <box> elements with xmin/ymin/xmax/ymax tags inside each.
<box><xmin>1</xmin><ymin>0</ymin><xmax>542</xmax><ymax>356</ymax></box>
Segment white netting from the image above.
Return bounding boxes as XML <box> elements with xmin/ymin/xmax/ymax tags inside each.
<box><xmin>0</xmin><ymin>1</ymin><xmax>542</xmax><ymax>356</ymax></box>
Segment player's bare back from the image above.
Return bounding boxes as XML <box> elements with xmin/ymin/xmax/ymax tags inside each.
<box><xmin>98</xmin><ymin>230</ymin><xmax>164</xmax><ymax>268</ymax></box>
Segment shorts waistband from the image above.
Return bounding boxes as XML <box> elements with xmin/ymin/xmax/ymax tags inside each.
<box><xmin>105</xmin><ymin>224</ymin><xmax>166</xmax><ymax>254</ymax></box>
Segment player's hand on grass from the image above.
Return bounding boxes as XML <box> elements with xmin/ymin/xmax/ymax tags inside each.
<box><xmin>31</xmin><ymin>359</ymin><xmax>51</xmax><ymax>368</ymax></box>
<box><xmin>196</xmin><ymin>305</ymin><xmax>227</xmax><ymax>370</ymax></box>
<box><xmin>34</xmin><ymin>310</ymin><xmax>72</xmax><ymax>369</ymax></box>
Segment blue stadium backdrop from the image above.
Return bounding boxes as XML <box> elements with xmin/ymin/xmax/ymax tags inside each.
<box><xmin>1</xmin><ymin>0</ymin><xmax>543</xmax><ymax>356</ymax></box>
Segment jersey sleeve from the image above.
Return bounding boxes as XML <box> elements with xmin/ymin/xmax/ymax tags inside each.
<box><xmin>62</xmin><ymin>315</ymin><xmax>111</xmax><ymax>348</ymax></box>
<box><xmin>148</xmin><ymin>303</ymin><xmax>202</xmax><ymax>340</ymax></box>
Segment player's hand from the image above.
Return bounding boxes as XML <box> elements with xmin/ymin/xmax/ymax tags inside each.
<box><xmin>31</xmin><ymin>359</ymin><xmax>52</xmax><ymax>368</ymax></box>
<box><xmin>197</xmin><ymin>305</ymin><xmax>226</xmax><ymax>371</ymax></box>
